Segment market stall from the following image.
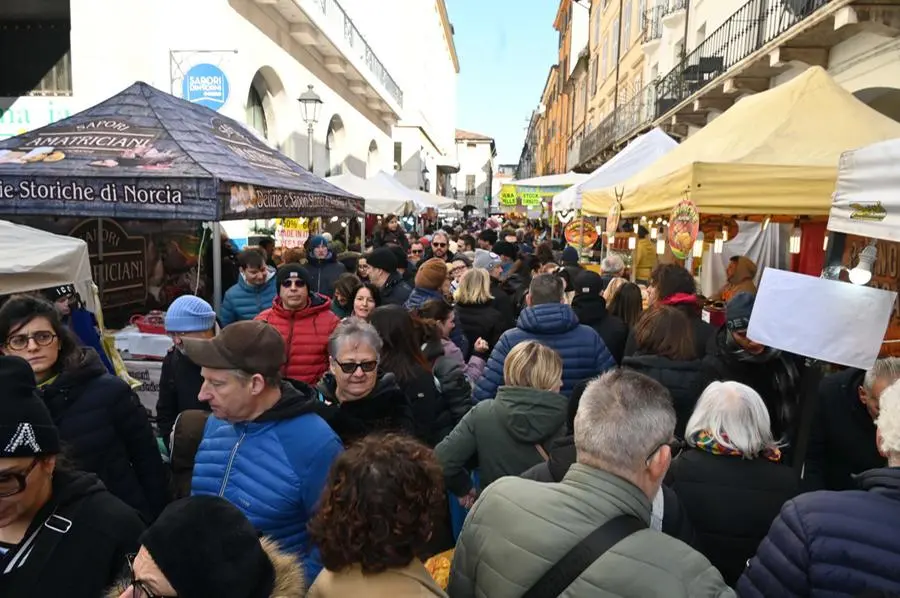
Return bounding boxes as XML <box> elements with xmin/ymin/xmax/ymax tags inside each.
<box><xmin>325</xmin><ymin>172</ymin><xmax>415</xmax><ymax>216</ymax></box>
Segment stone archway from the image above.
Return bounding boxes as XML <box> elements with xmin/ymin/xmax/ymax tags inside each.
<box><xmin>854</xmin><ymin>87</ymin><xmax>900</xmax><ymax>123</ymax></box>
<box><xmin>325</xmin><ymin>114</ymin><xmax>346</xmax><ymax>177</ymax></box>
<box><xmin>246</xmin><ymin>66</ymin><xmax>286</xmax><ymax>146</ymax></box>
<box><xmin>366</xmin><ymin>140</ymin><xmax>380</xmax><ymax>177</ymax></box>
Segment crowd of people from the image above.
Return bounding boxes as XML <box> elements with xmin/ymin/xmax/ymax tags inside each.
<box><xmin>1</xmin><ymin>214</ymin><xmax>900</xmax><ymax>597</ymax></box>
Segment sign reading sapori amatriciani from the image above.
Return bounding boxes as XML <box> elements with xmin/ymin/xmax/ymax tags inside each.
<box><xmin>0</xmin><ymin>179</ymin><xmax>183</xmax><ymax>204</ymax></box>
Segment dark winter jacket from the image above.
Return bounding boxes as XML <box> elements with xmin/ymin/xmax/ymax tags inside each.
<box><xmin>455</xmin><ymin>301</ymin><xmax>507</xmax><ymax>355</ymax></box>
<box><xmin>219</xmin><ymin>270</ymin><xmax>278</xmax><ymax>326</ymax></box>
<box><xmin>373</xmin><ymin>227</ymin><xmax>409</xmax><ymax>250</ymax></box>
<box><xmin>192</xmin><ymin>381</ymin><xmax>344</xmax><ymax>582</ymax></box>
<box><xmin>473</xmin><ymin>303</ymin><xmax>617</xmax><ymax>401</ymax></box>
<box><xmin>623</xmin><ymin>354</ymin><xmax>710</xmax><ymax>439</ymax></box>
<box><xmin>306</xmin><ymin>252</ymin><xmax>347</xmax><ymax>298</ymax></box>
<box><xmin>804</xmin><ymin>367</ymin><xmax>885</xmax><ymax>491</ymax></box>
<box><xmin>315</xmin><ymin>372</ymin><xmax>415</xmax><ymax>444</ymax></box>
<box><xmin>520</xmin><ymin>435</ymin><xmax>696</xmax><ymax>547</ymax></box>
<box><xmin>488</xmin><ymin>277</ymin><xmax>516</xmax><ymax>331</ymax></box>
<box><xmin>380</xmin><ymin>271</ymin><xmax>413</xmax><ymax>306</ymax></box>
<box><xmin>625</xmin><ymin>305</ymin><xmax>716</xmax><ymax>360</ymax></box>
<box><xmin>169</xmin><ymin>409</ymin><xmax>211</xmax><ymax>500</ymax></box>
<box><xmin>256</xmin><ymin>294</ymin><xmax>340</xmax><ymax>384</ymax></box>
<box><xmin>424</xmin><ymin>340</ymin><xmax>474</xmax><ymax>443</ymax></box>
<box><xmin>571</xmin><ymin>293</ymin><xmax>629</xmax><ymax>364</ymax></box>
<box><xmin>666</xmin><ymin>448</ymin><xmax>799</xmax><ymax>586</ymax></box>
<box><xmin>435</xmin><ymin>386</ymin><xmax>567</xmax><ymax>494</ymax></box>
<box><xmin>331</xmin><ymin>298</ymin><xmax>352</xmax><ymax>319</ymax></box>
<box><xmin>406</xmin><ymin>287</ymin><xmax>468</xmax><ymax>357</ymax></box>
<box><xmin>156</xmin><ymin>348</ymin><xmax>209</xmax><ymax>449</ymax></box>
<box><xmin>0</xmin><ymin>469</ymin><xmax>145</xmax><ymax>598</ymax></box>
<box><xmin>39</xmin><ymin>348</ymin><xmax>170</xmax><ymax>521</ymax></box>
<box><xmin>738</xmin><ymin>467</ymin><xmax>900</xmax><ymax>598</ymax></box>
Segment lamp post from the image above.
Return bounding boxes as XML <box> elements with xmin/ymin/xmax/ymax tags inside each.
<box><xmin>298</xmin><ymin>84</ymin><xmax>323</xmax><ymax>172</ymax></box>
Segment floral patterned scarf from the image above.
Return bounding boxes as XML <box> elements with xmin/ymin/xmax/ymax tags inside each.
<box><xmin>691</xmin><ymin>429</ymin><xmax>782</xmax><ymax>462</ymax></box>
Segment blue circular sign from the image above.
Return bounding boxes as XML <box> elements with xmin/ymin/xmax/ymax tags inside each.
<box><xmin>182</xmin><ymin>63</ymin><xmax>230</xmax><ymax>111</ymax></box>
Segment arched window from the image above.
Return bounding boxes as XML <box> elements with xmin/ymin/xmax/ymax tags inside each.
<box><xmin>246</xmin><ymin>86</ymin><xmax>268</xmax><ymax>139</ymax></box>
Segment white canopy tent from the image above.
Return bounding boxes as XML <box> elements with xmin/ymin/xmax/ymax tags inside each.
<box><xmin>372</xmin><ymin>171</ymin><xmax>461</xmax><ymax>211</ymax></box>
<box><xmin>553</xmin><ymin>128</ymin><xmax>679</xmax><ymax>212</ymax></box>
<box><xmin>828</xmin><ymin>137</ymin><xmax>900</xmax><ymax>242</ymax></box>
<box><xmin>325</xmin><ymin>172</ymin><xmax>415</xmax><ymax>215</ymax></box>
<box><xmin>511</xmin><ymin>171</ymin><xmax>589</xmax><ymax>188</ymax></box>
<box><xmin>0</xmin><ymin>220</ymin><xmax>99</xmax><ymax>313</ymax></box>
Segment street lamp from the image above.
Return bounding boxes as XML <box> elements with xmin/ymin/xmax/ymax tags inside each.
<box><xmin>298</xmin><ymin>84</ymin><xmax>323</xmax><ymax>172</ymax></box>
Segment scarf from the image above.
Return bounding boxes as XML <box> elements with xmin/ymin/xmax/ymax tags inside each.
<box><xmin>691</xmin><ymin>429</ymin><xmax>782</xmax><ymax>462</ymax></box>
<box><xmin>659</xmin><ymin>293</ymin><xmax>698</xmax><ymax>307</ymax></box>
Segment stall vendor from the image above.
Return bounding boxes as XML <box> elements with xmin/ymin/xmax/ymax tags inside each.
<box><xmin>43</xmin><ymin>284</ymin><xmax>115</xmax><ymax>374</ymax></box>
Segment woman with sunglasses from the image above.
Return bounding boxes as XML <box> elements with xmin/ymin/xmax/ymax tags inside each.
<box><xmin>0</xmin><ymin>355</ymin><xmax>145</xmax><ymax>598</ymax></box>
<box><xmin>0</xmin><ymin>296</ymin><xmax>169</xmax><ymax>523</ymax></box>
<box><xmin>315</xmin><ymin>318</ymin><xmax>413</xmax><ymax>445</ymax></box>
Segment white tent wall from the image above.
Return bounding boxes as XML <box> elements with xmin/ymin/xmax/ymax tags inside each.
<box><xmin>699</xmin><ymin>221</ymin><xmax>791</xmax><ymax>299</ymax></box>
<box><xmin>829</xmin><ymin>137</ymin><xmax>900</xmax><ymax>242</ymax></box>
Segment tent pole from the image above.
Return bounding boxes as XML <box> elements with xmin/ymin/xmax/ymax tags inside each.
<box><xmin>578</xmin><ymin>211</ymin><xmax>585</xmax><ymax>260</ymax></box>
<box><xmin>96</xmin><ymin>218</ymin><xmax>105</xmax><ymax>302</ymax></box>
<box><xmin>361</xmin><ymin>215</ymin><xmax>367</xmax><ymax>253</ymax></box>
<box><xmin>212</xmin><ymin>223</ymin><xmax>222</xmax><ymax>313</ymax></box>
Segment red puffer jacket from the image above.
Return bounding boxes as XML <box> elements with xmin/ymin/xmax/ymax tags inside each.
<box><xmin>255</xmin><ymin>294</ymin><xmax>340</xmax><ymax>384</ymax></box>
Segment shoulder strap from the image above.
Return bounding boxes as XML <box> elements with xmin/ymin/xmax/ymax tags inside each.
<box><xmin>534</xmin><ymin>443</ymin><xmax>550</xmax><ymax>462</ymax></box>
<box><xmin>521</xmin><ymin>515</ymin><xmax>646</xmax><ymax>598</ymax></box>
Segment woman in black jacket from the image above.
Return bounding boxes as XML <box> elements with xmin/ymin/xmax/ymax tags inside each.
<box><xmin>454</xmin><ymin>268</ymin><xmax>507</xmax><ymax>355</ymax></box>
<box><xmin>372</xmin><ymin>214</ymin><xmax>410</xmax><ymax>250</ymax></box>
<box><xmin>666</xmin><ymin>380</ymin><xmax>799</xmax><ymax>586</ymax></box>
<box><xmin>0</xmin><ymin>355</ymin><xmax>145</xmax><ymax>598</ymax></box>
<box><xmin>622</xmin><ymin>305</ymin><xmax>710</xmax><ymax>439</ymax></box>
<box><xmin>0</xmin><ymin>296</ymin><xmax>169</xmax><ymax>522</ymax></box>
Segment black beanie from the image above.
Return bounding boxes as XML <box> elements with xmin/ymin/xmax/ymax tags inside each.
<box><xmin>43</xmin><ymin>284</ymin><xmax>75</xmax><ymax>302</ymax></box>
<box><xmin>276</xmin><ymin>264</ymin><xmax>311</xmax><ymax>287</ymax></box>
<box><xmin>141</xmin><ymin>496</ymin><xmax>276</xmax><ymax>598</ymax></box>
<box><xmin>367</xmin><ymin>247</ymin><xmax>398</xmax><ymax>273</ymax></box>
<box><xmin>0</xmin><ymin>356</ymin><xmax>60</xmax><ymax>457</ymax></box>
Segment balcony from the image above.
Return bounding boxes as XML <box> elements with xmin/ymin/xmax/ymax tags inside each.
<box><xmin>642</xmin><ymin>6</ymin><xmax>664</xmax><ymax>53</ymax></box>
<box><xmin>577</xmin><ymin>82</ymin><xmax>657</xmax><ymax>170</ymax></box>
<box><xmin>256</xmin><ymin>0</ymin><xmax>403</xmax><ymax>121</ymax></box>
<box><xmin>661</xmin><ymin>0</ymin><xmax>687</xmax><ymax>29</ymax></box>
<box><xmin>653</xmin><ymin>0</ymin><xmax>900</xmax><ymax>136</ymax></box>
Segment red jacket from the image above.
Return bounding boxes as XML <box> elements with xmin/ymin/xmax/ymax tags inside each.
<box><xmin>255</xmin><ymin>294</ymin><xmax>340</xmax><ymax>384</ymax></box>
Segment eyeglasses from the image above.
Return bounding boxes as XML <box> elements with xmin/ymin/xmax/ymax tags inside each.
<box><xmin>432</xmin><ymin>242</ymin><xmax>448</xmax><ymax>248</ymax></box>
<box><xmin>126</xmin><ymin>554</ymin><xmax>176</xmax><ymax>598</ymax></box>
<box><xmin>645</xmin><ymin>439</ymin><xmax>685</xmax><ymax>466</ymax></box>
<box><xmin>410</xmin><ymin>249</ymin><xmax>423</xmax><ymax>255</ymax></box>
<box><xmin>333</xmin><ymin>360</ymin><xmax>378</xmax><ymax>374</ymax></box>
<box><xmin>5</xmin><ymin>331</ymin><xmax>57</xmax><ymax>351</ymax></box>
<box><xmin>281</xmin><ymin>279</ymin><xmax>306</xmax><ymax>289</ymax></box>
<box><xmin>0</xmin><ymin>459</ymin><xmax>41</xmax><ymax>498</ymax></box>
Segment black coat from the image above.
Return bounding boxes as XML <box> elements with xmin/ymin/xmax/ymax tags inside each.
<box><xmin>306</xmin><ymin>253</ymin><xmax>347</xmax><ymax>298</ymax></box>
<box><xmin>315</xmin><ymin>373</ymin><xmax>415</xmax><ymax>444</ymax></box>
<box><xmin>455</xmin><ymin>301</ymin><xmax>506</xmax><ymax>355</ymax></box>
<box><xmin>40</xmin><ymin>348</ymin><xmax>170</xmax><ymax>522</ymax></box>
<box><xmin>0</xmin><ymin>469</ymin><xmax>144</xmax><ymax>598</ymax></box>
<box><xmin>622</xmin><ymin>354</ymin><xmax>709</xmax><ymax>439</ymax></box>
<box><xmin>803</xmin><ymin>367</ymin><xmax>885</xmax><ymax>491</ymax></box>
<box><xmin>425</xmin><ymin>340</ymin><xmax>473</xmax><ymax>444</ymax></box>
<box><xmin>488</xmin><ymin>277</ymin><xmax>516</xmax><ymax>332</ymax></box>
<box><xmin>380</xmin><ymin>271</ymin><xmax>413</xmax><ymax>306</ymax></box>
<box><xmin>520</xmin><ymin>435</ymin><xmax>695</xmax><ymax>546</ymax></box>
<box><xmin>156</xmin><ymin>348</ymin><xmax>209</xmax><ymax>449</ymax></box>
<box><xmin>571</xmin><ymin>294</ymin><xmax>629</xmax><ymax>365</ymax></box>
<box><xmin>624</xmin><ymin>305</ymin><xmax>717</xmax><ymax>360</ymax></box>
<box><xmin>373</xmin><ymin>227</ymin><xmax>409</xmax><ymax>250</ymax></box>
<box><xmin>665</xmin><ymin>448</ymin><xmax>799</xmax><ymax>586</ymax></box>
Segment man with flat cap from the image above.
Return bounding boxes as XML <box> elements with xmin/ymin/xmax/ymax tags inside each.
<box><xmin>185</xmin><ymin>320</ymin><xmax>343</xmax><ymax>583</ymax></box>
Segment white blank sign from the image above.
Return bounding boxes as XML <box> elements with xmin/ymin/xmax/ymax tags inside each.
<box><xmin>748</xmin><ymin>268</ymin><xmax>896</xmax><ymax>370</ymax></box>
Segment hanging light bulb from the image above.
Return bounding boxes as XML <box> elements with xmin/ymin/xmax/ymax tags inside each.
<box><xmin>628</xmin><ymin>236</ymin><xmax>637</xmax><ymax>250</ymax></box>
<box><xmin>849</xmin><ymin>240</ymin><xmax>877</xmax><ymax>286</ymax></box>
<box><xmin>632</xmin><ymin>222</ymin><xmax>639</xmax><ymax>234</ymax></box>
<box><xmin>656</xmin><ymin>237</ymin><xmax>666</xmax><ymax>255</ymax></box>
<box><xmin>823</xmin><ymin>234</ymin><xmax>829</xmax><ymax>251</ymax></box>
<box><xmin>722</xmin><ymin>225</ymin><xmax>729</xmax><ymax>242</ymax></box>
<box><xmin>789</xmin><ymin>219</ymin><xmax>802</xmax><ymax>254</ymax></box>
<box><xmin>762</xmin><ymin>216</ymin><xmax>771</xmax><ymax>231</ymax></box>
<box><xmin>693</xmin><ymin>239</ymin><xmax>704</xmax><ymax>258</ymax></box>
<box><xmin>650</xmin><ymin>226</ymin><xmax>658</xmax><ymax>240</ymax></box>
<box><xmin>713</xmin><ymin>237</ymin><xmax>724</xmax><ymax>254</ymax></box>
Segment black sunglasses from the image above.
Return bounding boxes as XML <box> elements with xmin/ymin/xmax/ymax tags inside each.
<box><xmin>281</xmin><ymin>279</ymin><xmax>306</xmax><ymax>289</ymax></box>
<box><xmin>432</xmin><ymin>242</ymin><xmax>448</xmax><ymax>248</ymax></box>
<box><xmin>645</xmin><ymin>439</ymin><xmax>685</xmax><ymax>465</ymax></box>
<box><xmin>333</xmin><ymin>360</ymin><xmax>378</xmax><ymax>374</ymax></box>
<box><xmin>410</xmin><ymin>249</ymin><xmax>423</xmax><ymax>254</ymax></box>
<box><xmin>0</xmin><ymin>458</ymin><xmax>40</xmax><ymax>498</ymax></box>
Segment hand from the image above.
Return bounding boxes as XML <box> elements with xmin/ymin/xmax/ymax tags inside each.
<box><xmin>474</xmin><ymin>338</ymin><xmax>489</xmax><ymax>354</ymax></box>
<box><xmin>457</xmin><ymin>489</ymin><xmax>477</xmax><ymax>509</ymax></box>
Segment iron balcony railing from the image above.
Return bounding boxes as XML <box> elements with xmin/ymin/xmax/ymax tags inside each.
<box><xmin>578</xmin><ymin>81</ymin><xmax>657</xmax><ymax>166</ymax></box>
<box><xmin>655</xmin><ymin>0</ymin><xmax>833</xmax><ymax>118</ymax></box>
<box><xmin>643</xmin><ymin>6</ymin><xmax>664</xmax><ymax>43</ymax></box>
<box><xmin>311</xmin><ymin>0</ymin><xmax>404</xmax><ymax>107</ymax></box>
<box><xmin>661</xmin><ymin>0</ymin><xmax>687</xmax><ymax>18</ymax></box>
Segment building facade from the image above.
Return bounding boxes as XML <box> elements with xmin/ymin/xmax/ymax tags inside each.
<box><xmin>454</xmin><ymin>129</ymin><xmax>497</xmax><ymax>214</ymax></box>
<box><xmin>1</xmin><ymin>0</ymin><xmax>459</xmax><ymax>194</ymax></box>
<box><xmin>571</xmin><ymin>0</ymin><xmax>900</xmax><ymax>171</ymax></box>
<box><xmin>566</xmin><ymin>0</ymin><xmax>592</xmax><ymax>171</ymax></box>
<box><xmin>516</xmin><ymin>109</ymin><xmax>541</xmax><ymax>180</ymax></box>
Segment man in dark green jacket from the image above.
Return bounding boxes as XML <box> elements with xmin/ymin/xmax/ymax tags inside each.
<box><xmin>449</xmin><ymin>369</ymin><xmax>734</xmax><ymax>598</ymax></box>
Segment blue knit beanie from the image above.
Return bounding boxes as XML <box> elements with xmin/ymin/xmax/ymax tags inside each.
<box><xmin>562</xmin><ymin>246</ymin><xmax>580</xmax><ymax>265</ymax></box>
<box><xmin>165</xmin><ymin>295</ymin><xmax>217</xmax><ymax>333</ymax></box>
<box><xmin>309</xmin><ymin>235</ymin><xmax>328</xmax><ymax>248</ymax></box>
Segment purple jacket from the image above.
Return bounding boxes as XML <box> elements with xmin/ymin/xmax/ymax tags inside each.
<box><xmin>441</xmin><ymin>338</ymin><xmax>486</xmax><ymax>384</ymax></box>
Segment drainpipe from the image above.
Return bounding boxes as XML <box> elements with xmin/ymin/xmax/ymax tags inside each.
<box><xmin>612</xmin><ymin>0</ymin><xmax>625</xmax><ymax>132</ymax></box>
<box><xmin>682</xmin><ymin>0</ymin><xmax>691</xmax><ymax>57</ymax></box>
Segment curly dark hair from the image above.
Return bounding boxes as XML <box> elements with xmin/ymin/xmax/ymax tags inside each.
<box><xmin>309</xmin><ymin>434</ymin><xmax>445</xmax><ymax>574</ymax></box>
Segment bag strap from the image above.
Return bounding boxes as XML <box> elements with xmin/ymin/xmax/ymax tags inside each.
<box><xmin>534</xmin><ymin>443</ymin><xmax>550</xmax><ymax>462</ymax></box>
<box><xmin>521</xmin><ymin>515</ymin><xmax>646</xmax><ymax>598</ymax></box>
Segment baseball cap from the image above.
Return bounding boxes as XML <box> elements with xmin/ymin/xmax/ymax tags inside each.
<box><xmin>473</xmin><ymin>249</ymin><xmax>501</xmax><ymax>271</ymax></box>
<box><xmin>574</xmin><ymin>270</ymin><xmax>605</xmax><ymax>296</ymax></box>
<box><xmin>182</xmin><ymin>321</ymin><xmax>285</xmax><ymax>377</ymax></box>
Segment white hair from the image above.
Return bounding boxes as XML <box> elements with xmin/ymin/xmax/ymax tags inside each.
<box><xmin>864</xmin><ymin>357</ymin><xmax>900</xmax><ymax>393</ymax></box>
<box><xmin>327</xmin><ymin>317</ymin><xmax>383</xmax><ymax>358</ymax></box>
<box><xmin>685</xmin><ymin>381</ymin><xmax>779</xmax><ymax>458</ymax></box>
<box><xmin>574</xmin><ymin>369</ymin><xmax>676</xmax><ymax>474</ymax></box>
<box><xmin>876</xmin><ymin>380</ymin><xmax>900</xmax><ymax>457</ymax></box>
<box><xmin>601</xmin><ymin>254</ymin><xmax>625</xmax><ymax>275</ymax></box>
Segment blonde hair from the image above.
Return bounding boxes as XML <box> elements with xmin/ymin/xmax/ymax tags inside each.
<box><xmin>603</xmin><ymin>276</ymin><xmax>627</xmax><ymax>305</ymax></box>
<box><xmin>876</xmin><ymin>380</ymin><xmax>900</xmax><ymax>457</ymax></box>
<box><xmin>454</xmin><ymin>268</ymin><xmax>494</xmax><ymax>305</ymax></box>
<box><xmin>503</xmin><ymin>341</ymin><xmax>563</xmax><ymax>391</ymax></box>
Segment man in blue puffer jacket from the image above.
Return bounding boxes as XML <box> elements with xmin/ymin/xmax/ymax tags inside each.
<box><xmin>219</xmin><ymin>248</ymin><xmax>277</xmax><ymax>326</ymax></box>
<box><xmin>474</xmin><ymin>273</ymin><xmax>616</xmax><ymax>402</ymax></box>
<box><xmin>184</xmin><ymin>320</ymin><xmax>343</xmax><ymax>582</ymax></box>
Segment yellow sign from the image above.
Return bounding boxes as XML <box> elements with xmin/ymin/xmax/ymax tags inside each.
<box><xmin>499</xmin><ymin>185</ymin><xmax>518</xmax><ymax>206</ymax></box>
<box><xmin>521</xmin><ymin>191</ymin><xmax>541</xmax><ymax>206</ymax></box>
<box><xmin>276</xmin><ymin>218</ymin><xmax>309</xmax><ymax>248</ymax></box>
